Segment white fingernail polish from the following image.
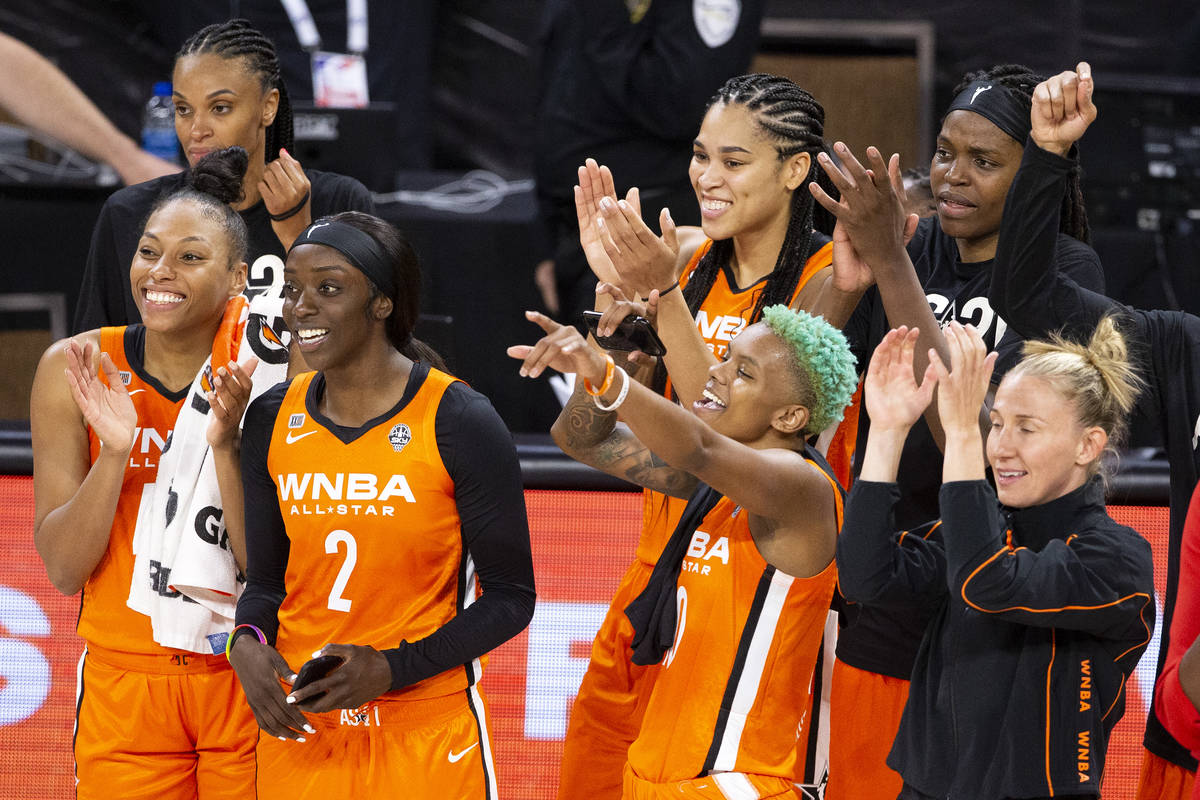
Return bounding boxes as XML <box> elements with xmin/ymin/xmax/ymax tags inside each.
<box><xmin>286</xmin><ymin>695</ymin><xmax>296</xmax><ymax>704</ymax></box>
<box><xmin>304</xmin><ymin>725</ymin><xmax>316</xmax><ymax>733</ymax></box>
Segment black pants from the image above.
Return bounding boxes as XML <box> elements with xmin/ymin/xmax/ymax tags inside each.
<box><xmin>899</xmin><ymin>785</ymin><xmax>1073</xmax><ymax>800</ymax></box>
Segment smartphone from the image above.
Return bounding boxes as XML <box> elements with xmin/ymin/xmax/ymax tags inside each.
<box><xmin>581</xmin><ymin>310</ymin><xmax>667</xmax><ymax>357</ymax></box>
<box><xmin>291</xmin><ymin>653</ymin><xmax>343</xmax><ymax>698</ymax></box>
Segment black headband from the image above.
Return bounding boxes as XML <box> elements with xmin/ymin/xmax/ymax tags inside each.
<box><xmin>944</xmin><ymin>80</ymin><xmax>1031</xmax><ymax>145</ymax></box>
<box><xmin>290</xmin><ymin>220</ymin><xmax>397</xmax><ymax>296</ymax></box>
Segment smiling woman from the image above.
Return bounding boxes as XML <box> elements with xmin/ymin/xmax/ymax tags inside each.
<box><xmin>229</xmin><ymin>212</ymin><xmax>535</xmax><ymax>799</ymax></box>
<box><xmin>73</xmin><ymin>19</ymin><xmax>374</xmax><ymax>334</ymax></box>
<box><xmin>29</xmin><ymin>147</ymin><xmax>259</xmax><ymax>800</ymax></box>
<box><xmin>837</xmin><ymin>319</ymin><xmax>1152</xmax><ymax>800</ymax></box>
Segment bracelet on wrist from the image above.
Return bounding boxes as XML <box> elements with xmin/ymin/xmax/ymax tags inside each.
<box><xmin>584</xmin><ymin>353</ymin><xmax>616</xmax><ymax>396</ymax></box>
<box><xmin>593</xmin><ymin>365</ymin><xmax>630</xmax><ymax>412</ymax></box>
<box><xmin>656</xmin><ymin>281</ymin><xmax>679</xmax><ymax>297</ymax></box>
<box><xmin>268</xmin><ymin>190</ymin><xmax>310</xmax><ymax>221</ymax></box>
<box><xmin>226</xmin><ymin>623</ymin><xmax>267</xmax><ymax>660</ymax></box>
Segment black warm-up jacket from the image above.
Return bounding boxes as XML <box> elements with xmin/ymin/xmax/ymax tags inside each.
<box><xmin>838</xmin><ymin>478</ymin><xmax>1155</xmax><ymax>799</ymax></box>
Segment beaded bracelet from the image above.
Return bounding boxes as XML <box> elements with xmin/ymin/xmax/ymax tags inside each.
<box><xmin>268</xmin><ymin>190</ymin><xmax>310</xmax><ymax>221</ymax></box>
<box><xmin>583</xmin><ymin>353</ymin><xmax>616</xmax><ymax>396</ymax></box>
<box><xmin>225</xmin><ymin>623</ymin><xmax>267</xmax><ymax>660</ymax></box>
<box><xmin>594</xmin><ymin>365</ymin><xmax>630</xmax><ymax>412</ymax></box>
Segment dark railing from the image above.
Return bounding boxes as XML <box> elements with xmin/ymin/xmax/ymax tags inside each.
<box><xmin>0</xmin><ymin>424</ymin><xmax>1170</xmax><ymax>506</ymax></box>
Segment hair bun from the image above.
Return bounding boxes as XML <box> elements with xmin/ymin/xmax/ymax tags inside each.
<box><xmin>188</xmin><ymin>147</ymin><xmax>248</xmax><ymax>206</ymax></box>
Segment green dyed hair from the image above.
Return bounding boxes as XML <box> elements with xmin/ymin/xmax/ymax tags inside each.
<box><xmin>761</xmin><ymin>304</ymin><xmax>858</xmax><ymax>434</ymax></box>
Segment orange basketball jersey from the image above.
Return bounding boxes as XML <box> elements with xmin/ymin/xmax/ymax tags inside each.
<box><xmin>635</xmin><ymin>238</ymin><xmax>834</xmax><ymax>565</ymax></box>
<box><xmin>79</xmin><ymin>325</ymin><xmax>186</xmax><ymax>654</ymax></box>
<box><xmin>266</xmin><ymin>368</ymin><xmax>479</xmax><ymax>700</ymax></box>
<box><xmin>626</xmin><ymin>470</ymin><xmax>841</xmax><ymax>784</ymax></box>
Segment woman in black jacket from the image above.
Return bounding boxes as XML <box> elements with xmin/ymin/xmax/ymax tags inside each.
<box><xmin>838</xmin><ymin>318</ymin><xmax>1154</xmax><ymax>799</ymax></box>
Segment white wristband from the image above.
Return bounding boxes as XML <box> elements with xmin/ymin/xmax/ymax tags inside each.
<box><xmin>593</xmin><ymin>365</ymin><xmax>630</xmax><ymax>412</ymax></box>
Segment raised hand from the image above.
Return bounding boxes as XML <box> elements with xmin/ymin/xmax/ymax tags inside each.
<box><xmin>261</xmin><ymin>147</ymin><xmax>313</xmax><ymax>248</ymax></box>
<box><xmin>1031</xmin><ymin>61</ymin><xmax>1097</xmax><ymax>157</ymax></box>
<box><xmin>286</xmin><ymin>643</ymin><xmax>392</xmax><ymax>714</ymax></box>
<box><xmin>864</xmin><ymin>326</ymin><xmax>938</xmax><ymax>432</ymax></box>
<box><xmin>508</xmin><ymin>310</ymin><xmax>610</xmax><ymax>383</ymax></box>
<box><xmin>810</xmin><ymin>144</ymin><xmax>918</xmax><ymax>274</ymax></box>
<box><xmin>928</xmin><ymin>322</ymin><xmax>997</xmax><ymax>437</ymax></box>
<box><xmin>63</xmin><ymin>339</ymin><xmax>137</xmax><ymax>454</ymax></box>
<box><xmin>575</xmin><ymin>158</ymin><xmax>641</xmax><ymax>288</ymax></box>
<box><xmin>595</xmin><ymin>196</ymin><xmax>679</xmax><ymax>298</ymax></box>
<box><xmin>206</xmin><ymin>357</ymin><xmax>259</xmax><ymax>450</ymax></box>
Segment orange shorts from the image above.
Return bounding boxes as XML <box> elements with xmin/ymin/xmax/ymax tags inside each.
<box><xmin>558</xmin><ymin>557</ymin><xmax>659</xmax><ymax>800</ymax></box>
<box><xmin>826</xmin><ymin>658</ymin><xmax>907</xmax><ymax>800</ymax></box>
<box><xmin>622</xmin><ymin>764</ymin><xmax>801</xmax><ymax>800</ymax></box>
<box><xmin>256</xmin><ymin>687</ymin><xmax>496</xmax><ymax>799</ymax></box>
<box><xmin>74</xmin><ymin>644</ymin><xmax>257</xmax><ymax>800</ymax></box>
<box><xmin>1136</xmin><ymin>747</ymin><xmax>1197</xmax><ymax>800</ymax></box>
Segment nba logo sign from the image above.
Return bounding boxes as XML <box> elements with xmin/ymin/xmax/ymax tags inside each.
<box><xmin>388</xmin><ymin>424</ymin><xmax>411</xmax><ymax>453</ymax></box>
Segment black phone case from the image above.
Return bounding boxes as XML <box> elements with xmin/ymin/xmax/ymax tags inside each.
<box><xmin>292</xmin><ymin>654</ymin><xmax>342</xmax><ymax>694</ymax></box>
<box><xmin>581</xmin><ymin>311</ymin><xmax>667</xmax><ymax>357</ymax></box>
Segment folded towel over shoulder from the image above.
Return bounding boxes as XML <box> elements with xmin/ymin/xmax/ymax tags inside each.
<box><xmin>127</xmin><ymin>290</ymin><xmax>290</xmax><ymax>654</ymax></box>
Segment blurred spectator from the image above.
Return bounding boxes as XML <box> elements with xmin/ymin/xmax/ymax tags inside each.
<box><xmin>0</xmin><ymin>31</ymin><xmax>180</xmax><ymax>185</ymax></box>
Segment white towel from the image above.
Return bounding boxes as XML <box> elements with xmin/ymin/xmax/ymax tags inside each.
<box><xmin>127</xmin><ymin>290</ymin><xmax>290</xmax><ymax>654</ymax></box>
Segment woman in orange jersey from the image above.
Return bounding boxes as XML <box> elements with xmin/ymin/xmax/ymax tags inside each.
<box><xmin>30</xmin><ymin>148</ymin><xmax>259</xmax><ymax>799</ymax></box>
<box><xmin>556</xmin><ymin>72</ymin><xmax>882</xmax><ymax>800</ymax></box>
<box><xmin>228</xmin><ymin>212</ymin><xmax>536</xmax><ymax>799</ymax></box>
<box><xmin>511</xmin><ymin>303</ymin><xmax>857</xmax><ymax>799</ymax></box>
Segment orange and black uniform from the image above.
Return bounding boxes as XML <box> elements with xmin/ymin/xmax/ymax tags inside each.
<box><xmin>838</xmin><ymin>478</ymin><xmax>1154</xmax><ymax>799</ymax></box>
<box><xmin>622</xmin><ymin>449</ymin><xmax>842</xmax><ymax>799</ymax></box>
<box><xmin>558</xmin><ymin>236</ymin><xmax>834</xmax><ymax>799</ymax></box>
<box><xmin>236</xmin><ymin>363</ymin><xmax>535</xmax><ymax>799</ymax></box>
<box><xmin>74</xmin><ymin>325</ymin><xmax>257</xmax><ymax>800</ymax></box>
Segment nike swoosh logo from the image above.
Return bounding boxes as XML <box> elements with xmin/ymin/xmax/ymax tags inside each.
<box><xmin>286</xmin><ymin>430</ymin><xmax>317</xmax><ymax>444</ymax></box>
<box><xmin>447</xmin><ymin>742</ymin><xmax>479</xmax><ymax>763</ymax></box>
<box><xmin>127</xmin><ymin>389</ymin><xmax>146</xmax><ymax>395</ymax></box>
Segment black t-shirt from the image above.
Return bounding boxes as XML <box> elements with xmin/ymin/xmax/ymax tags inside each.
<box><xmin>72</xmin><ymin>168</ymin><xmax>374</xmax><ymax>333</ymax></box>
<box><xmin>236</xmin><ymin>362</ymin><xmax>536</xmax><ymax>691</ymax></box>
<box><xmin>836</xmin><ymin>214</ymin><xmax>1106</xmax><ymax>678</ymax></box>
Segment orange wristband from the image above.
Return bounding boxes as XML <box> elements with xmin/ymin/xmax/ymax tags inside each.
<box><xmin>584</xmin><ymin>353</ymin><xmax>616</xmax><ymax>396</ymax></box>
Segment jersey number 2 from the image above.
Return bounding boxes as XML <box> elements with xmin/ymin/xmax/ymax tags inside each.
<box><xmin>326</xmin><ymin>529</ymin><xmax>357</xmax><ymax>612</ymax></box>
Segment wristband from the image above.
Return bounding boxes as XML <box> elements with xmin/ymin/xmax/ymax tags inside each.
<box><xmin>593</xmin><ymin>365</ymin><xmax>630</xmax><ymax>412</ymax></box>
<box><xmin>226</xmin><ymin>623</ymin><xmax>267</xmax><ymax>660</ymax></box>
<box><xmin>584</xmin><ymin>353</ymin><xmax>615</xmax><ymax>396</ymax></box>
<box><xmin>657</xmin><ymin>281</ymin><xmax>679</xmax><ymax>297</ymax></box>
<box><xmin>268</xmin><ymin>190</ymin><xmax>310</xmax><ymax>221</ymax></box>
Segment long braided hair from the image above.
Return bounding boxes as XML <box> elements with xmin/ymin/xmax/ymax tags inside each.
<box><xmin>682</xmin><ymin>74</ymin><xmax>836</xmax><ymax>325</ymax></box>
<box><xmin>176</xmin><ymin>19</ymin><xmax>295</xmax><ymax>162</ymax></box>
<box><xmin>951</xmin><ymin>64</ymin><xmax>1090</xmax><ymax>244</ymax></box>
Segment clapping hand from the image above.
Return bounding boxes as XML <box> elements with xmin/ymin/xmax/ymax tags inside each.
<box><xmin>63</xmin><ymin>339</ymin><xmax>137</xmax><ymax>455</ymax></box>
<box><xmin>863</xmin><ymin>326</ymin><xmax>938</xmax><ymax>433</ymax></box>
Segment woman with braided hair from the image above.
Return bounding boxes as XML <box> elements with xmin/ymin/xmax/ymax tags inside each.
<box><xmin>556</xmin><ymin>72</ymin><xmax>868</xmax><ymax>799</ymax></box>
<box><xmin>74</xmin><ymin>18</ymin><xmax>374</xmax><ymax>333</ymax></box>
<box><xmin>815</xmin><ymin>62</ymin><xmax>1107</xmax><ymax>800</ymax></box>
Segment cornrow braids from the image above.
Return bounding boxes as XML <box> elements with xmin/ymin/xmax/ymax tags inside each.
<box><xmin>177</xmin><ymin>19</ymin><xmax>294</xmax><ymax>162</ymax></box>
<box><xmin>952</xmin><ymin>64</ymin><xmax>1091</xmax><ymax>244</ymax></box>
<box><xmin>682</xmin><ymin>74</ymin><xmax>831</xmax><ymax>325</ymax></box>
